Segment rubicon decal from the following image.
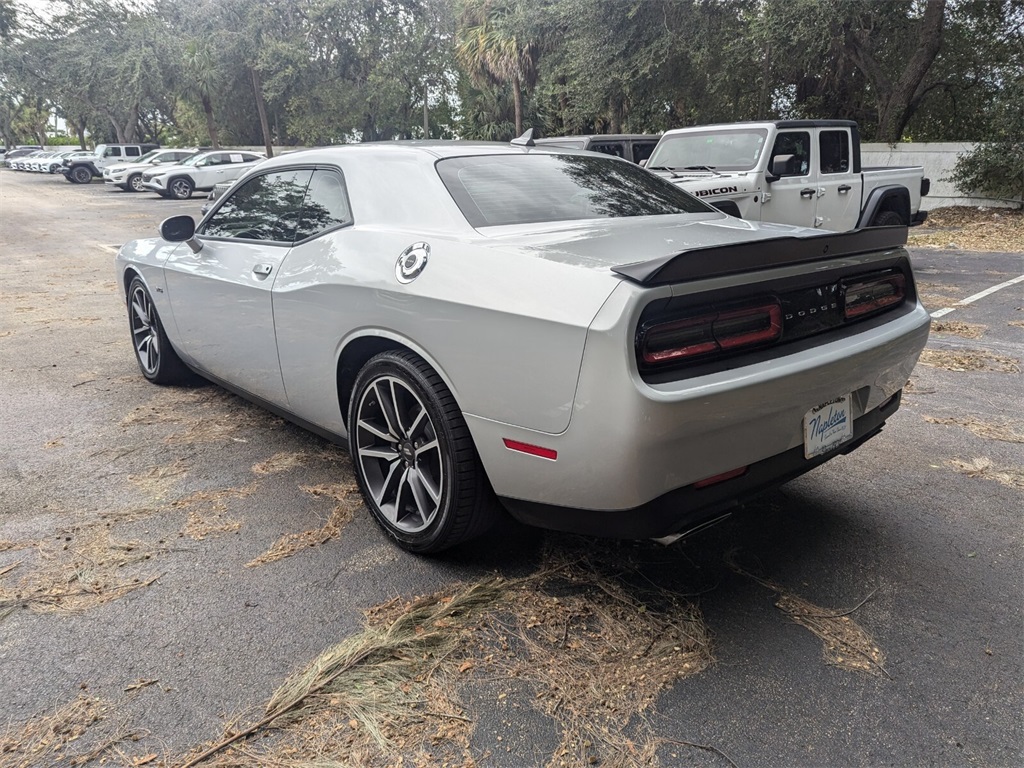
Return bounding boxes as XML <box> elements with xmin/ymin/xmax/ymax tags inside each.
<box><xmin>692</xmin><ymin>186</ymin><xmax>739</xmax><ymax>197</ymax></box>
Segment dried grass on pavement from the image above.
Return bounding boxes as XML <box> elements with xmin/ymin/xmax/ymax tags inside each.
<box><xmin>726</xmin><ymin>552</ymin><xmax>888</xmax><ymax>677</ymax></box>
<box><xmin>183</xmin><ymin>543</ymin><xmax>713</xmax><ymax>768</ymax></box>
<box><xmin>917</xmin><ymin>348</ymin><xmax>1020</xmax><ymax>373</ymax></box>
<box><xmin>245</xmin><ymin>483</ymin><xmax>359</xmax><ymax>567</ymax></box>
<box><xmin>908</xmin><ymin>206</ymin><xmax>1024</xmax><ymax>252</ymax></box>
<box><xmin>924</xmin><ymin>416</ymin><xmax>1024</xmax><ymax>443</ymax></box>
<box><xmin>0</xmin><ymin>521</ymin><xmax>163</xmax><ymax>614</ymax></box>
<box><xmin>930</xmin><ymin>320</ymin><xmax>986</xmax><ymax>339</ymax></box>
<box><xmin>950</xmin><ymin>457</ymin><xmax>1024</xmax><ymax>490</ymax></box>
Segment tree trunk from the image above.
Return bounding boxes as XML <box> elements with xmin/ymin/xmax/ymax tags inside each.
<box><xmin>423</xmin><ymin>83</ymin><xmax>429</xmax><ymax>138</ymax></box>
<box><xmin>201</xmin><ymin>93</ymin><xmax>220</xmax><ymax>149</ymax></box>
<box><xmin>108</xmin><ymin>112</ymin><xmax>126</xmax><ymax>144</ymax></box>
<box><xmin>250</xmin><ymin>67</ymin><xmax>273</xmax><ymax>158</ymax></box>
<box><xmin>848</xmin><ymin>0</ymin><xmax>947</xmax><ymax>143</ymax></box>
<box><xmin>512</xmin><ymin>76</ymin><xmax>523</xmax><ymax>136</ymax></box>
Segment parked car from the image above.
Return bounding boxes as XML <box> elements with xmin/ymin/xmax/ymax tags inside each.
<box><xmin>645</xmin><ymin>120</ymin><xmax>929</xmax><ymax>229</ymax></box>
<box><xmin>6</xmin><ymin>149</ymin><xmax>44</xmax><ymax>170</ymax></box>
<box><xmin>116</xmin><ymin>140</ymin><xmax>930</xmax><ymax>553</ymax></box>
<box><xmin>2</xmin><ymin>147</ymin><xmax>42</xmax><ymax>168</ymax></box>
<box><xmin>62</xmin><ymin>143</ymin><xmax>161</xmax><ymax>184</ymax></box>
<box><xmin>140</xmin><ymin>150</ymin><xmax>264</xmax><ymax>199</ymax></box>
<box><xmin>534</xmin><ymin>134</ymin><xmax>659</xmax><ymax>165</ymax></box>
<box><xmin>103</xmin><ymin>148</ymin><xmax>200</xmax><ymax>192</ymax></box>
<box><xmin>200</xmin><ymin>179</ymin><xmax>239</xmax><ymax>216</ymax></box>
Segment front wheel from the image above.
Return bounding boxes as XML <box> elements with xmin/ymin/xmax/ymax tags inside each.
<box><xmin>127</xmin><ymin>276</ymin><xmax>190</xmax><ymax>385</ymax></box>
<box><xmin>168</xmin><ymin>177</ymin><xmax>194</xmax><ymax>200</ymax></box>
<box><xmin>70</xmin><ymin>166</ymin><xmax>92</xmax><ymax>184</ymax></box>
<box><xmin>348</xmin><ymin>350</ymin><xmax>497</xmax><ymax>553</ymax></box>
<box><xmin>127</xmin><ymin>173</ymin><xmax>144</xmax><ymax>192</ymax></box>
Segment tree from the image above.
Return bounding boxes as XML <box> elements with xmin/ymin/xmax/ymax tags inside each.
<box><xmin>456</xmin><ymin>0</ymin><xmax>539</xmax><ymax>136</ymax></box>
<box><xmin>947</xmin><ymin>73</ymin><xmax>1024</xmax><ymax>206</ymax></box>
<box><xmin>183</xmin><ymin>39</ymin><xmax>221</xmax><ymax>148</ymax></box>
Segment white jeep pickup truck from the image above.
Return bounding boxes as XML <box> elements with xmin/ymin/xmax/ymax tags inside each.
<box><xmin>645</xmin><ymin>120</ymin><xmax>929</xmax><ymax>230</ymax></box>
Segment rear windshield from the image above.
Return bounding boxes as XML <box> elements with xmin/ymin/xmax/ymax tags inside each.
<box><xmin>436</xmin><ymin>153</ymin><xmax>712</xmax><ymax>228</ymax></box>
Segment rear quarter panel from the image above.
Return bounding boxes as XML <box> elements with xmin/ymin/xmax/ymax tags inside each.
<box><xmin>271</xmin><ymin>229</ymin><xmax>619</xmax><ymax>436</ymax></box>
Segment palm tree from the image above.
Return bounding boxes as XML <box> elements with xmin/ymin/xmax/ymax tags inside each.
<box><xmin>455</xmin><ymin>0</ymin><xmax>538</xmax><ymax>137</ymax></box>
<box><xmin>183</xmin><ymin>39</ymin><xmax>220</xmax><ymax>149</ymax></box>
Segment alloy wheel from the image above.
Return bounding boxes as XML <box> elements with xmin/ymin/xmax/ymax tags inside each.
<box><xmin>355</xmin><ymin>375</ymin><xmax>445</xmax><ymax>533</ymax></box>
<box><xmin>129</xmin><ymin>284</ymin><xmax>160</xmax><ymax>375</ymax></box>
<box><xmin>170</xmin><ymin>179</ymin><xmax>191</xmax><ymax>199</ymax></box>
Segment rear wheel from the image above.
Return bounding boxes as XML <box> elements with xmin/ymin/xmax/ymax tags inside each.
<box><xmin>871</xmin><ymin>209</ymin><xmax>904</xmax><ymax>227</ymax></box>
<box><xmin>169</xmin><ymin>177</ymin><xmax>194</xmax><ymax>200</ymax></box>
<box><xmin>348</xmin><ymin>350</ymin><xmax>497</xmax><ymax>553</ymax></box>
<box><xmin>127</xmin><ymin>276</ymin><xmax>190</xmax><ymax>385</ymax></box>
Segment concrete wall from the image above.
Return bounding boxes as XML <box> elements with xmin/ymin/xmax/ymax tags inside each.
<box><xmin>861</xmin><ymin>142</ymin><xmax>1015</xmax><ymax>210</ymax></box>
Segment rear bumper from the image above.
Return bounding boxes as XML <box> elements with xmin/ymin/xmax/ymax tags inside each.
<box><xmin>500</xmin><ymin>390</ymin><xmax>900</xmax><ymax>538</ymax></box>
<box><xmin>466</xmin><ymin>277</ymin><xmax>930</xmax><ymax>516</ymax></box>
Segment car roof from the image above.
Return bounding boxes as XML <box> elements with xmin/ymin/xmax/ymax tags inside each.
<box><xmin>535</xmin><ymin>134</ymin><xmax>661</xmax><ymax>142</ymax></box>
<box><xmin>257</xmin><ymin>141</ymin><xmax>597</xmax><ymax>166</ymax></box>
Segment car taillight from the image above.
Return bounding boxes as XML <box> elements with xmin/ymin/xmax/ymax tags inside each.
<box><xmin>842</xmin><ymin>271</ymin><xmax>906</xmax><ymax>319</ymax></box>
<box><xmin>640</xmin><ymin>300</ymin><xmax>782</xmax><ymax>365</ymax></box>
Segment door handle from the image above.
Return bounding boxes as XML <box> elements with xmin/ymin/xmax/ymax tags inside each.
<box><xmin>838</xmin><ymin>184</ymin><xmax>852</xmax><ymax>193</ymax></box>
<box><xmin>800</xmin><ymin>188</ymin><xmax>815</xmax><ymax>199</ymax></box>
<box><xmin>253</xmin><ymin>263</ymin><xmax>273</xmax><ymax>276</ymax></box>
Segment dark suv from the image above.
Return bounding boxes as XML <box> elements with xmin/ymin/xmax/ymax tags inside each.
<box><xmin>534</xmin><ymin>134</ymin><xmax>660</xmax><ymax>165</ymax></box>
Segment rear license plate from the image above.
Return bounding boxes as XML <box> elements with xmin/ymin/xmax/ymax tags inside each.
<box><xmin>803</xmin><ymin>395</ymin><xmax>853</xmax><ymax>459</ymax></box>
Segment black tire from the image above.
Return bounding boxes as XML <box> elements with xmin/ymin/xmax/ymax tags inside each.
<box><xmin>70</xmin><ymin>165</ymin><xmax>92</xmax><ymax>184</ymax></box>
<box><xmin>348</xmin><ymin>350</ymin><xmax>497</xmax><ymax>553</ymax></box>
<box><xmin>126</xmin><ymin>276</ymin><xmax>190</xmax><ymax>385</ymax></box>
<box><xmin>127</xmin><ymin>173</ymin><xmax>144</xmax><ymax>192</ymax></box>
<box><xmin>168</xmin><ymin>177</ymin><xmax>194</xmax><ymax>200</ymax></box>
<box><xmin>871</xmin><ymin>209</ymin><xmax>905</xmax><ymax>227</ymax></box>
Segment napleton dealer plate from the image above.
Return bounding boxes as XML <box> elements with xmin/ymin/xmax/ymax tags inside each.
<box><xmin>803</xmin><ymin>394</ymin><xmax>853</xmax><ymax>459</ymax></box>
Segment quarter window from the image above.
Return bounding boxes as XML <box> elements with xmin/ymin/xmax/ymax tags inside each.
<box><xmin>819</xmin><ymin>131</ymin><xmax>850</xmax><ymax>174</ymax></box>
<box><xmin>295</xmin><ymin>170</ymin><xmax>353</xmax><ymax>240</ymax></box>
<box><xmin>202</xmin><ymin>169</ymin><xmax>313</xmax><ymax>243</ymax></box>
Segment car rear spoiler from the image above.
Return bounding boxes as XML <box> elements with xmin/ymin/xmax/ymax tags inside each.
<box><xmin>611</xmin><ymin>226</ymin><xmax>908</xmax><ymax>286</ymax></box>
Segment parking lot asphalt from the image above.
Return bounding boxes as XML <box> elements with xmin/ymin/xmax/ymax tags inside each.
<box><xmin>0</xmin><ymin>169</ymin><xmax>1021</xmax><ymax>767</ymax></box>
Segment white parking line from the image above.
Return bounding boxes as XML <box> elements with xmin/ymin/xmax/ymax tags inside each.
<box><xmin>929</xmin><ymin>273</ymin><xmax>1024</xmax><ymax>319</ymax></box>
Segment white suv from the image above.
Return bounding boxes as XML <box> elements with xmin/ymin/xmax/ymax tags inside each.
<box><xmin>103</xmin><ymin>149</ymin><xmax>199</xmax><ymax>192</ymax></box>
<box><xmin>141</xmin><ymin>150</ymin><xmax>264</xmax><ymax>199</ymax></box>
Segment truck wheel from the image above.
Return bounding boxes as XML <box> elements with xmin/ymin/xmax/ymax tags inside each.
<box><xmin>871</xmin><ymin>210</ymin><xmax>904</xmax><ymax>227</ymax></box>
<box><xmin>70</xmin><ymin>166</ymin><xmax>92</xmax><ymax>184</ymax></box>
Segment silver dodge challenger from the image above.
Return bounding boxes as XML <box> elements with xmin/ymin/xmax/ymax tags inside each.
<box><xmin>116</xmin><ymin>139</ymin><xmax>931</xmax><ymax>553</ymax></box>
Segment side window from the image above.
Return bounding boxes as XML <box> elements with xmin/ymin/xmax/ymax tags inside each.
<box><xmin>104</xmin><ymin>147</ymin><xmax>122</xmax><ymax>158</ymax></box>
<box><xmin>769</xmin><ymin>131</ymin><xmax>810</xmax><ymax>176</ymax></box>
<box><xmin>819</xmin><ymin>130</ymin><xmax>850</xmax><ymax>174</ymax></box>
<box><xmin>591</xmin><ymin>142</ymin><xmax>625</xmax><ymax>158</ymax></box>
<box><xmin>125</xmin><ymin>146</ymin><xmax>141</xmax><ymax>157</ymax></box>
<box><xmin>295</xmin><ymin>169</ymin><xmax>353</xmax><ymax>241</ymax></box>
<box><xmin>201</xmin><ymin>169</ymin><xmax>313</xmax><ymax>243</ymax></box>
<box><xmin>632</xmin><ymin>141</ymin><xmax>657</xmax><ymax>164</ymax></box>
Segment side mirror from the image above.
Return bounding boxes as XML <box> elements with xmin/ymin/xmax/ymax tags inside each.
<box><xmin>160</xmin><ymin>215</ymin><xmax>203</xmax><ymax>254</ymax></box>
<box><xmin>638</xmin><ymin>159</ymin><xmax>648</xmax><ymax>168</ymax></box>
<box><xmin>766</xmin><ymin>153</ymin><xmax>796</xmax><ymax>183</ymax></box>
